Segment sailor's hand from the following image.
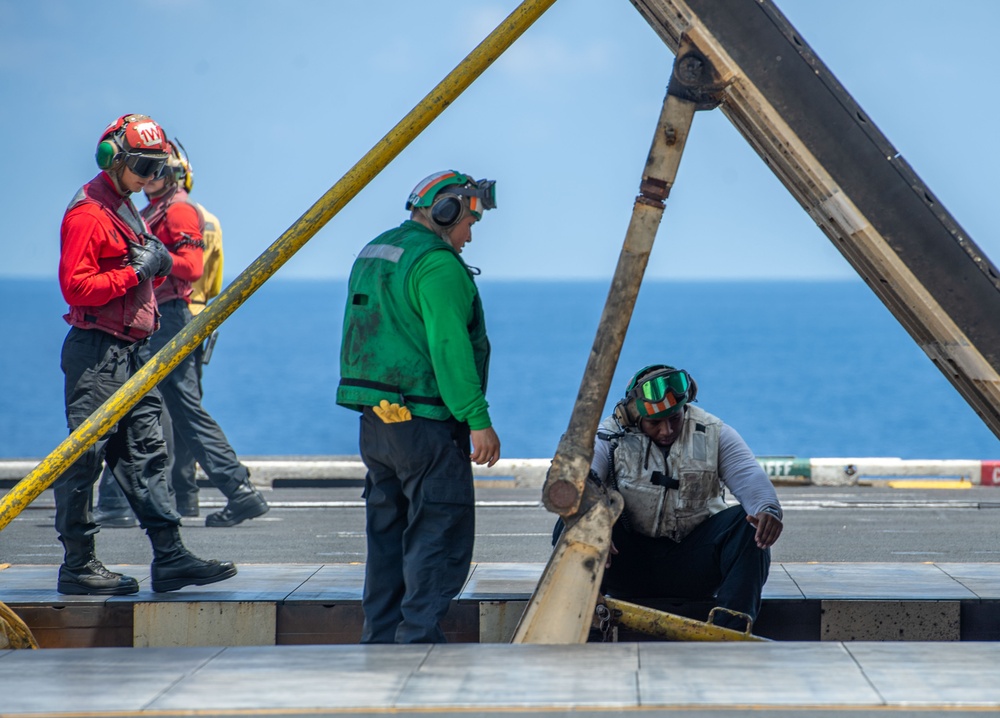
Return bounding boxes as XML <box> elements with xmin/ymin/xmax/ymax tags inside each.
<box><xmin>147</xmin><ymin>235</ymin><xmax>173</xmax><ymax>278</ymax></box>
<box><xmin>606</xmin><ymin>540</ymin><xmax>618</xmax><ymax>569</ymax></box>
<box><xmin>746</xmin><ymin>511</ymin><xmax>783</xmax><ymax>549</ymax></box>
<box><xmin>372</xmin><ymin>400</ymin><xmax>412</xmax><ymax>424</ymax></box>
<box><xmin>470</xmin><ymin>427</ymin><xmax>500</xmax><ymax>467</ymax></box>
<box><xmin>128</xmin><ymin>236</ymin><xmax>171</xmax><ymax>282</ymax></box>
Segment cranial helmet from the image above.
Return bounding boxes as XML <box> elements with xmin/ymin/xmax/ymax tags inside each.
<box><xmin>614</xmin><ymin>364</ymin><xmax>697</xmax><ymax>427</ymax></box>
<box><xmin>405</xmin><ymin>170</ymin><xmax>497</xmax><ymax>228</ymax></box>
<box><xmin>160</xmin><ymin>138</ymin><xmax>194</xmax><ymax>192</ymax></box>
<box><xmin>95</xmin><ymin>114</ymin><xmax>169</xmax><ymax>178</ymax></box>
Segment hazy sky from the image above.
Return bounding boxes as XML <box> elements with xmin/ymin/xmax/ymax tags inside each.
<box><xmin>2</xmin><ymin>0</ymin><xmax>998</xmax><ymax>282</ymax></box>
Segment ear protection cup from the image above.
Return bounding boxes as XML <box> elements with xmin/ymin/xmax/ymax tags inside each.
<box><xmin>96</xmin><ymin>138</ymin><xmax>120</xmax><ymax>169</ymax></box>
<box><xmin>430</xmin><ymin>195</ymin><xmax>463</xmax><ymax>227</ymax></box>
<box><xmin>171</xmin><ymin>138</ymin><xmax>194</xmax><ymax>192</ymax></box>
<box><xmin>613</xmin><ymin>400</ymin><xmax>633</xmax><ymax>428</ymax></box>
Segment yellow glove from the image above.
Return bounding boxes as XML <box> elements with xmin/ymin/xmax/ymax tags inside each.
<box><xmin>373</xmin><ymin>399</ymin><xmax>412</xmax><ymax>424</ymax></box>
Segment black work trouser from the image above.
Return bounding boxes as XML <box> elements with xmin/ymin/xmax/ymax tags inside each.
<box><xmin>161</xmin><ymin>339</ymin><xmax>203</xmax><ymax>505</ymax></box>
<box><xmin>602</xmin><ymin>505</ymin><xmax>770</xmax><ymax>629</ymax></box>
<box><xmin>95</xmin><ymin>401</ymin><xmax>198</xmax><ymax>512</ymax></box>
<box><xmin>358</xmin><ymin>408</ymin><xmax>475</xmax><ymax>644</ymax></box>
<box><xmin>55</xmin><ymin>328</ymin><xmax>179</xmax><ymax>544</ymax></box>
<box><xmin>97</xmin><ymin>299</ymin><xmax>245</xmax><ymax>511</ymax></box>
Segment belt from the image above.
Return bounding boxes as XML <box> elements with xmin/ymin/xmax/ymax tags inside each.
<box><xmin>338</xmin><ymin>377</ymin><xmax>446</xmax><ymax>407</ymax></box>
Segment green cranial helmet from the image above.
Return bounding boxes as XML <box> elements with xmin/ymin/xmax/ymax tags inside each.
<box><xmin>405</xmin><ymin>170</ymin><xmax>497</xmax><ymax>224</ymax></box>
<box><xmin>619</xmin><ymin>364</ymin><xmax>697</xmax><ymax>425</ymax></box>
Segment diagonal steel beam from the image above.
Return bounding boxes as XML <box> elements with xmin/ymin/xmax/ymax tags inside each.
<box><xmin>630</xmin><ymin>0</ymin><xmax>1000</xmax><ymax>439</ymax></box>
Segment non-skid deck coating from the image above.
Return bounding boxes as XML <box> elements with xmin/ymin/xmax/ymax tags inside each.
<box><xmin>2</xmin><ymin>563</ymin><xmax>1000</xmax><ymax>714</ymax></box>
<box><xmin>5</xmin><ymin>561</ymin><xmax>1000</xmax><ymax>603</ymax></box>
<box><xmin>2</xmin><ymin>642</ymin><xmax>1000</xmax><ymax>715</ymax></box>
<box><xmin>3</xmin><ymin>562</ymin><xmax>1000</xmax><ymax>646</ymax></box>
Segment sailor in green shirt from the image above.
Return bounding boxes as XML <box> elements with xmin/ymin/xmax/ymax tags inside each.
<box><xmin>337</xmin><ymin>171</ymin><xmax>501</xmax><ymax>643</ymax></box>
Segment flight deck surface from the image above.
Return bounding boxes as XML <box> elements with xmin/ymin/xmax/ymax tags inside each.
<box><xmin>2</xmin><ymin>561</ymin><xmax>1000</xmax><ymax>716</ymax></box>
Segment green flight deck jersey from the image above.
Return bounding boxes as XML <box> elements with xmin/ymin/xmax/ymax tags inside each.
<box><xmin>337</xmin><ymin>220</ymin><xmax>492</xmax><ymax>430</ymax></box>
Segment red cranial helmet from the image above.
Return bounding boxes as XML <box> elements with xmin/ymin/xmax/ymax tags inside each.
<box><xmin>95</xmin><ymin>114</ymin><xmax>169</xmax><ymax>178</ymax></box>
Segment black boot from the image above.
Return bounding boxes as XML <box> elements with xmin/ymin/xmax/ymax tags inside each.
<box><xmin>148</xmin><ymin>526</ymin><xmax>237</xmax><ymax>592</ymax></box>
<box><xmin>57</xmin><ymin>537</ymin><xmax>138</xmax><ymax>595</ymax></box>
<box><xmin>175</xmin><ymin>495</ymin><xmax>200</xmax><ymax>517</ymax></box>
<box><xmin>205</xmin><ymin>478</ymin><xmax>269</xmax><ymax>528</ymax></box>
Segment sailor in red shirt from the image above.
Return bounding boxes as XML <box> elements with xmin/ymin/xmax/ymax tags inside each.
<box><xmin>94</xmin><ymin>140</ymin><xmax>268</xmax><ymax>526</ymax></box>
<box><xmin>55</xmin><ymin>114</ymin><xmax>238</xmax><ymax>595</ymax></box>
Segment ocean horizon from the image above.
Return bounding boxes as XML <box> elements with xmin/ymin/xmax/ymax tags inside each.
<box><xmin>2</xmin><ymin>277</ymin><xmax>997</xmax><ymax>461</ymax></box>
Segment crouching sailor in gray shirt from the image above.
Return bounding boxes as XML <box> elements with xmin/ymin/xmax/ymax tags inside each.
<box><xmin>588</xmin><ymin>363</ymin><xmax>783</xmax><ymax>630</ymax></box>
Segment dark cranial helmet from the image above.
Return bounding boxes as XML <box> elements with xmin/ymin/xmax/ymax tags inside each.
<box><xmin>615</xmin><ymin>364</ymin><xmax>697</xmax><ymax>426</ymax></box>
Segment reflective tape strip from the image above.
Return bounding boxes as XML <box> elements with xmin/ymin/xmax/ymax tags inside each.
<box><xmin>358</xmin><ymin>244</ymin><xmax>404</xmax><ymax>263</ymax></box>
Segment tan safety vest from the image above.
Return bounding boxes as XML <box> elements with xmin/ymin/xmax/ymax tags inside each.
<box><xmin>604</xmin><ymin>404</ymin><xmax>728</xmax><ymax>542</ymax></box>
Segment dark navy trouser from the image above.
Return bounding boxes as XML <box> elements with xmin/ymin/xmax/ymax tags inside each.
<box><xmin>601</xmin><ymin>504</ymin><xmax>770</xmax><ymax>630</ymax></box>
<box><xmin>149</xmin><ymin>301</ymin><xmax>244</xmax><ymax>495</ymax></box>
<box><xmin>160</xmin><ymin>338</ymin><xmax>204</xmax><ymax>506</ymax></box>
<box><xmin>56</xmin><ymin>327</ymin><xmax>178</xmax><ymax>542</ymax></box>
<box><xmin>97</xmin><ymin>299</ymin><xmax>245</xmax><ymax>512</ymax></box>
<box><xmin>358</xmin><ymin>408</ymin><xmax>475</xmax><ymax>644</ymax></box>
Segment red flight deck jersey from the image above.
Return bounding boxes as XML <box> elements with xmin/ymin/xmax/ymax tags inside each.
<box><xmin>59</xmin><ymin>172</ymin><xmax>162</xmax><ymax>341</ymax></box>
<box><xmin>142</xmin><ymin>188</ymin><xmax>204</xmax><ymax>305</ymax></box>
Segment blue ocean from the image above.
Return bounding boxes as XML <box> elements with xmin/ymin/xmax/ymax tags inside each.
<box><xmin>2</xmin><ymin>277</ymin><xmax>996</xmax><ymax>460</ymax></box>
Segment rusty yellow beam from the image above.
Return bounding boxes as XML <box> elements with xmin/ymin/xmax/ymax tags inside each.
<box><xmin>602</xmin><ymin>596</ymin><xmax>768</xmax><ymax>642</ymax></box>
<box><xmin>0</xmin><ymin>566</ymin><xmax>37</xmax><ymax>648</ymax></box>
<box><xmin>514</xmin><ymin>69</ymin><xmax>705</xmax><ymax>643</ymax></box>
<box><xmin>541</xmin><ymin>89</ymin><xmax>698</xmax><ymax>518</ymax></box>
<box><xmin>0</xmin><ymin>0</ymin><xmax>558</xmax><ymax>532</ymax></box>
<box><xmin>512</xmin><ymin>484</ymin><xmax>623</xmax><ymax>644</ymax></box>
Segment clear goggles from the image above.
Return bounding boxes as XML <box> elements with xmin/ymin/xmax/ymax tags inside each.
<box><xmin>453</xmin><ymin>179</ymin><xmax>497</xmax><ymax>217</ymax></box>
<box><xmin>124</xmin><ymin>151</ymin><xmax>168</xmax><ymax>179</ymax></box>
<box><xmin>635</xmin><ymin>369</ymin><xmax>691</xmax><ymax>419</ymax></box>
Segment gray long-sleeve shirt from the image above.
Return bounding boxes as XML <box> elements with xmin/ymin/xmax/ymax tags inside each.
<box><xmin>591</xmin><ymin>420</ymin><xmax>783</xmax><ymax>520</ymax></box>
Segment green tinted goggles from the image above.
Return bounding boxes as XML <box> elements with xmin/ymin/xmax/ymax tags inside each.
<box><xmin>635</xmin><ymin>369</ymin><xmax>691</xmax><ymax>418</ymax></box>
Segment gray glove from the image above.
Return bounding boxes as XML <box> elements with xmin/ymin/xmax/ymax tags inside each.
<box><xmin>128</xmin><ymin>234</ymin><xmax>173</xmax><ymax>282</ymax></box>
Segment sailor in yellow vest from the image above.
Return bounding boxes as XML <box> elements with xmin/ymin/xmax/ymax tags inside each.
<box><xmin>586</xmin><ymin>364</ymin><xmax>783</xmax><ymax>630</ymax></box>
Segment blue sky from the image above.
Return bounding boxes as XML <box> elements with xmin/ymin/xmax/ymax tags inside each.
<box><xmin>2</xmin><ymin>0</ymin><xmax>998</xmax><ymax>282</ymax></box>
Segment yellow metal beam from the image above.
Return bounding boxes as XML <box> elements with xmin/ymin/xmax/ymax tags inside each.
<box><xmin>515</xmin><ymin>69</ymin><xmax>705</xmax><ymax>644</ymax></box>
<box><xmin>0</xmin><ymin>601</ymin><xmax>37</xmax><ymax>649</ymax></box>
<box><xmin>0</xmin><ymin>0</ymin><xmax>558</xmax><ymax>533</ymax></box>
<box><xmin>0</xmin><ymin>566</ymin><xmax>37</xmax><ymax>649</ymax></box>
<box><xmin>512</xmin><ymin>484</ymin><xmax>623</xmax><ymax>644</ymax></box>
<box><xmin>602</xmin><ymin>596</ymin><xmax>768</xmax><ymax>642</ymax></box>
<box><xmin>542</xmin><ymin>89</ymin><xmax>698</xmax><ymax>518</ymax></box>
